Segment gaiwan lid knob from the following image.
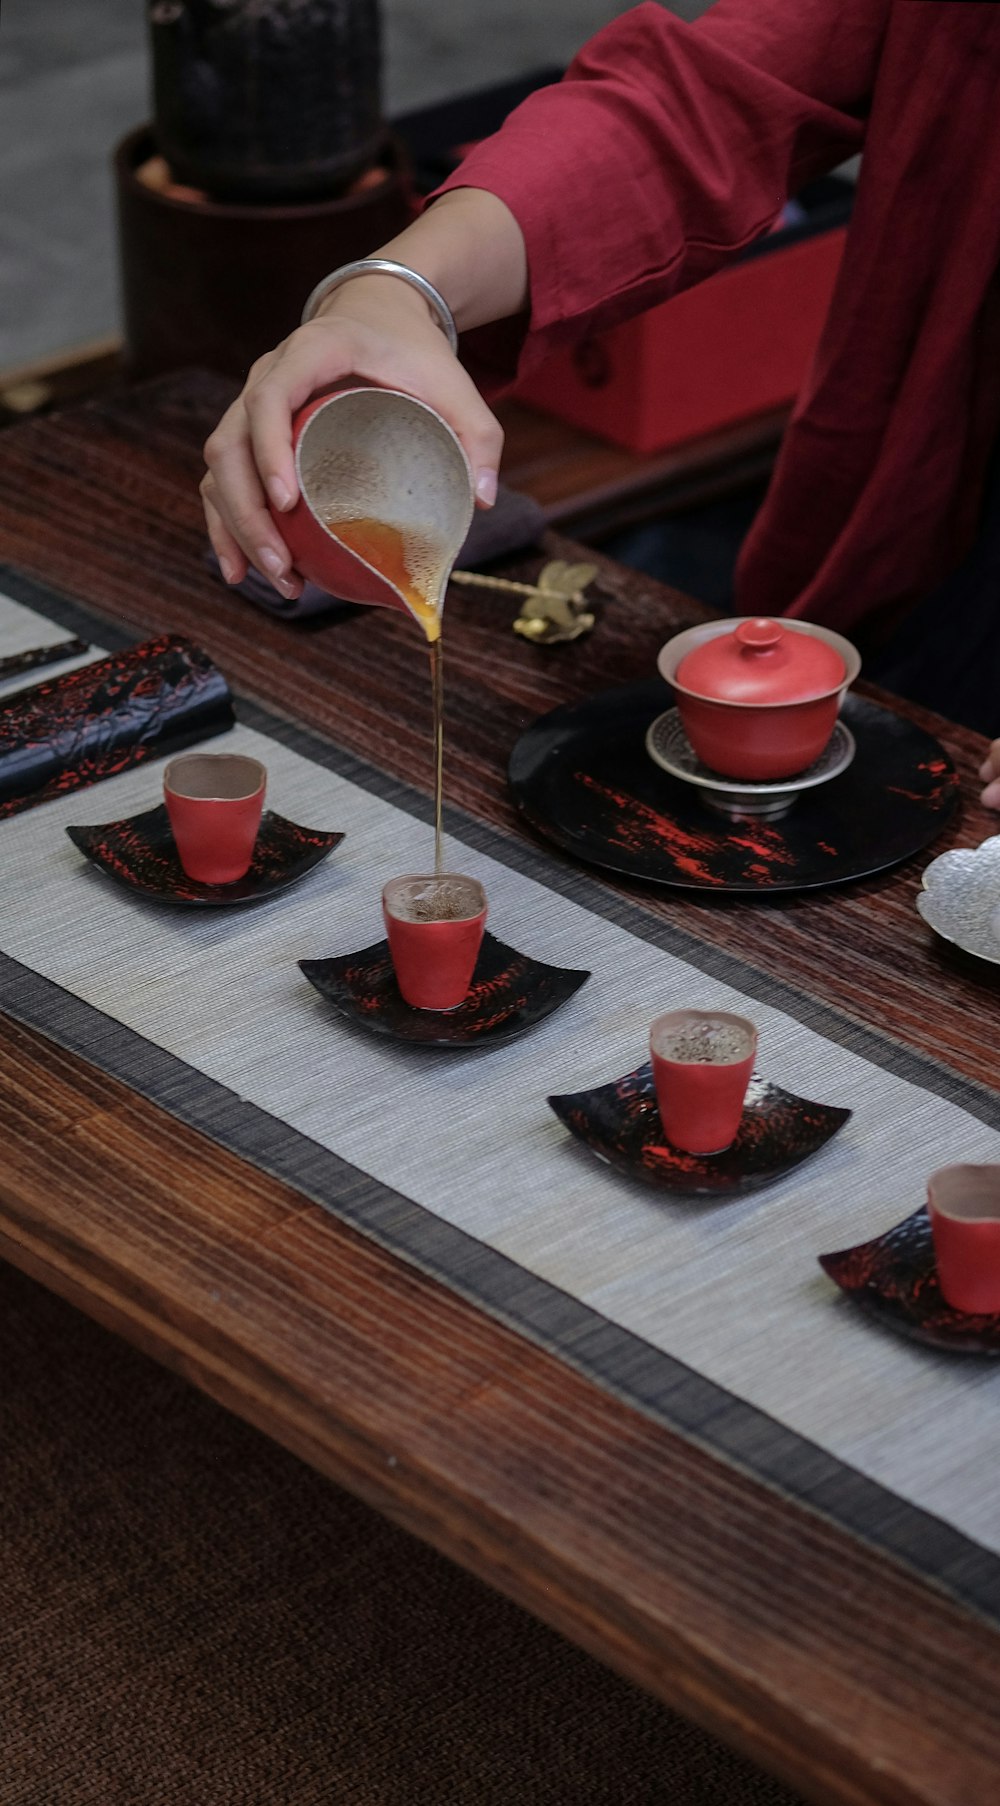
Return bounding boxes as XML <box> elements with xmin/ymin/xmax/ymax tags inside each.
<box><xmin>674</xmin><ymin>618</ymin><xmax>847</xmax><ymax>705</ymax></box>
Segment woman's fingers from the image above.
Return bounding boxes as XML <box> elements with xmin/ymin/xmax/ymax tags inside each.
<box><xmin>201</xmin><ymin>282</ymin><xmax>508</xmax><ymax>600</ymax></box>
<box><xmin>978</xmin><ymin>739</ymin><xmax>1000</xmax><ymax>809</ymax></box>
<box><xmin>415</xmin><ymin>355</ymin><xmax>505</xmax><ymax>507</ymax></box>
<box><xmin>241</xmin><ymin>313</ymin><xmax>506</xmax><ymax>513</ymax></box>
<box><xmin>337</xmin><ymin>322</ymin><xmax>505</xmax><ymax>505</ymax></box>
<box><xmin>203</xmin><ymin>399</ymin><xmax>302</xmax><ymax>595</ymax></box>
<box><xmin>201</xmin><ymin>481</ymin><xmax>247</xmax><ymax>586</ymax></box>
<box><xmin>240</xmin><ymin>329</ymin><xmax>340</xmax><ymax>515</ymax></box>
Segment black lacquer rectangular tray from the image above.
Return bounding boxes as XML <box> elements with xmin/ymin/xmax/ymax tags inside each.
<box><xmin>0</xmin><ymin>635</ymin><xmax>235</xmax><ymax>820</ymax></box>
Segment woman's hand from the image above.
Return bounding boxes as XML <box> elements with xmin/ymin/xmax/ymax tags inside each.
<box><xmin>200</xmin><ymin>190</ymin><xmax>526</xmax><ymax>598</ymax></box>
<box><xmin>979</xmin><ymin>740</ymin><xmax>1000</xmax><ymax>809</ymax></box>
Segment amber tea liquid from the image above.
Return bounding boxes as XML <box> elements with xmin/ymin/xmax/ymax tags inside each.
<box><xmin>325</xmin><ymin>516</ymin><xmax>445</xmax><ymax>874</ymax></box>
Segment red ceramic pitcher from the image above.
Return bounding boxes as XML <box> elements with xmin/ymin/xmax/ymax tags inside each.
<box><xmin>274</xmin><ymin>386</ymin><xmax>474</xmax><ymax>638</ymax></box>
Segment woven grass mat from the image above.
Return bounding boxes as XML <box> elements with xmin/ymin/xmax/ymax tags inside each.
<box><xmin>0</xmin><ymin>1261</ymin><xmax>803</xmax><ymax>1806</ymax></box>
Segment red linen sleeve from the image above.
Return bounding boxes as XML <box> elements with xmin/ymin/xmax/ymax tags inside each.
<box><xmin>434</xmin><ymin>0</ymin><xmax>884</xmax><ymax>380</ymax></box>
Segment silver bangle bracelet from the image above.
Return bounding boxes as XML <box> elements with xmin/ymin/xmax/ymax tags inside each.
<box><xmin>300</xmin><ymin>258</ymin><xmax>459</xmax><ymax>353</ymax></box>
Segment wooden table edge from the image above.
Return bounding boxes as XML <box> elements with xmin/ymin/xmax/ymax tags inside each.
<box><xmin>1</xmin><ymin>1007</ymin><xmax>998</xmax><ymax>1806</ymax></box>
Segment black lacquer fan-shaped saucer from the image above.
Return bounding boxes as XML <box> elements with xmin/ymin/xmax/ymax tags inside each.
<box><xmin>300</xmin><ymin>931</ymin><xmax>589</xmax><ymax>1049</ymax></box>
<box><xmin>67</xmin><ymin>804</ymin><xmax>343</xmax><ymax>906</ymax></box>
<box><xmin>819</xmin><ymin>1208</ymin><xmax>1000</xmax><ymax>1354</ymax></box>
<box><xmin>548</xmin><ymin>1060</ymin><xmax>850</xmax><ymax>1196</ymax></box>
<box><xmin>508</xmin><ymin>683</ymin><xmax>959</xmax><ymax>893</ymax></box>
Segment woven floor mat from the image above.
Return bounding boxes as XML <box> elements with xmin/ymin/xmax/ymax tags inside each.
<box><xmin>0</xmin><ymin>1261</ymin><xmax>803</xmax><ymax>1806</ymax></box>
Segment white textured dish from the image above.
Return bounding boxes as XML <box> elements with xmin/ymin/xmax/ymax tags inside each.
<box><xmin>645</xmin><ymin>709</ymin><xmax>856</xmax><ymax>818</ymax></box>
<box><xmin>918</xmin><ymin>834</ymin><xmax>1000</xmax><ymax>968</ymax></box>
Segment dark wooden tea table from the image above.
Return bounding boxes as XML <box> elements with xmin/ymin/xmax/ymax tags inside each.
<box><xmin>1</xmin><ymin>371</ymin><xmax>999</xmax><ymax>1806</ymax></box>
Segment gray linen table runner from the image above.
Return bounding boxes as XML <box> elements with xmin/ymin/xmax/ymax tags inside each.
<box><xmin>2</xmin><ymin>570</ymin><xmax>1000</xmax><ymax>1619</ymax></box>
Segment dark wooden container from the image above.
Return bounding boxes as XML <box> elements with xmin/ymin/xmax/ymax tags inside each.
<box><xmin>148</xmin><ymin>0</ymin><xmax>383</xmax><ymax>203</ymax></box>
<box><xmin>114</xmin><ymin>125</ymin><xmax>413</xmax><ymax>381</ymax></box>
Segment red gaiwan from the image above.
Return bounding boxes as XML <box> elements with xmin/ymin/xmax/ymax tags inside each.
<box><xmin>658</xmin><ymin>617</ymin><xmax>861</xmax><ymax>782</ymax></box>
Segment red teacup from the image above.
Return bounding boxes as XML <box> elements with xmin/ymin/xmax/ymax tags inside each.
<box><xmin>649</xmin><ymin>1008</ymin><xmax>757</xmax><ymax>1155</ymax></box>
<box><xmin>164</xmin><ymin>752</ymin><xmax>266</xmax><ymax>884</ymax></box>
<box><xmin>382</xmin><ymin>873</ymin><xmax>487</xmax><ymax>1011</ymax></box>
<box><xmin>927</xmin><ymin>1164</ymin><xmax>1000</xmax><ymax>1315</ymax></box>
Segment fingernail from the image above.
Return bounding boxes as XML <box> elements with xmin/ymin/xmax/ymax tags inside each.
<box><xmin>267</xmin><ymin>477</ymin><xmax>292</xmax><ymax>512</ymax></box>
<box><xmin>274</xmin><ymin>575</ymin><xmax>300</xmax><ymax>599</ymax></box>
<box><xmin>219</xmin><ymin>555</ymin><xmax>238</xmax><ymax>584</ymax></box>
<box><xmin>979</xmin><ymin>759</ymin><xmax>993</xmax><ymax>780</ymax></box>
<box><xmin>475</xmin><ymin>468</ymin><xmax>498</xmax><ymax>507</ymax></box>
<box><xmin>258</xmin><ymin>546</ymin><xmax>286</xmax><ymax>578</ymax></box>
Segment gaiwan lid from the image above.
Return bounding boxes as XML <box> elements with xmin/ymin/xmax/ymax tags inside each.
<box><xmin>674</xmin><ymin>618</ymin><xmax>846</xmax><ymax>705</ymax></box>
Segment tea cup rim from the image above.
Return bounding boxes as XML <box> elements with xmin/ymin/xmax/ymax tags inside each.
<box><xmin>163</xmin><ymin>751</ymin><xmax>266</xmax><ymax>804</ymax></box>
<box><xmin>649</xmin><ymin>1006</ymin><xmax>757</xmax><ymax>1067</ymax></box>
<box><xmin>927</xmin><ymin>1162</ymin><xmax>1000</xmax><ymax>1225</ymax></box>
<box><xmin>382</xmin><ymin>871</ymin><xmax>487</xmax><ymax>925</ymax></box>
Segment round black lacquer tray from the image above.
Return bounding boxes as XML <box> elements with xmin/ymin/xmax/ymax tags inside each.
<box><xmin>507</xmin><ymin>684</ymin><xmax>959</xmax><ymax>893</ymax></box>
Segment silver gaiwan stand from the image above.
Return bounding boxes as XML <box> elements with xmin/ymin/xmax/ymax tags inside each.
<box><xmin>645</xmin><ymin>710</ymin><xmax>856</xmax><ymax>821</ymax></box>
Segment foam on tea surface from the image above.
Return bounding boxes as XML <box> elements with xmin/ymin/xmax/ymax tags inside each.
<box><xmin>386</xmin><ymin>875</ymin><xmax>485</xmax><ymax>924</ymax></box>
<box><xmin>651</xmin><ymin>1017</ymin><xmax>754</xmax><ymax>1066</ymax></box>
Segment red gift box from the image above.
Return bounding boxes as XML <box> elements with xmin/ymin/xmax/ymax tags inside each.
<box><xmin>515</xmin><ymin>221</ymin><xmax>847</xmax><ymax>455</ymax></box>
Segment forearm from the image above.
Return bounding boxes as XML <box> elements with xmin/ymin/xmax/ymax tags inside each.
<box><xmin>314</xmin><ymin>188</ymin><xmax>529</xmax><ymax>336</ymax></box>
<box><xmin>433</xmin><ymin>0</ymin><xmax>882</xmax><ymax>375</ymax></box>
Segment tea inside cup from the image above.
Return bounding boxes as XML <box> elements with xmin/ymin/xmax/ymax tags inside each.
<box><xmin>163</xmin><ymin>752</ymin><xmax>266</xmax><ymax>885</ymax></box>
<box><xmin>282</xmin><ymin>387</ymin><xmax>475</xmax><ymax>638</ymax></box>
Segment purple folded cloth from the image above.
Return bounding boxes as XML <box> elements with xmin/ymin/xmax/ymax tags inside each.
<box><xmin>209</xmin><ymin>482</ymin><xmax>547</xmax><ymax>618</ymax></box>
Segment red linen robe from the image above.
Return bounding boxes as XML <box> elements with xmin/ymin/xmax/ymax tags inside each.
<box><xmin>438</xmin><ymin>0</ymin><xmax>1000</xmax><ymax>647</ymax></box>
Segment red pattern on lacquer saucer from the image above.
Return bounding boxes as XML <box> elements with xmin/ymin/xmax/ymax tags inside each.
<box><xmin>299</xmin><ymin>932</ymin><xmax>589</xmax><ymax>1049</ymax></box>
<box><xmin>548</xmin><ymin>1062</ymin><xmax>850</xmax><ymax>1197</ymax></box>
